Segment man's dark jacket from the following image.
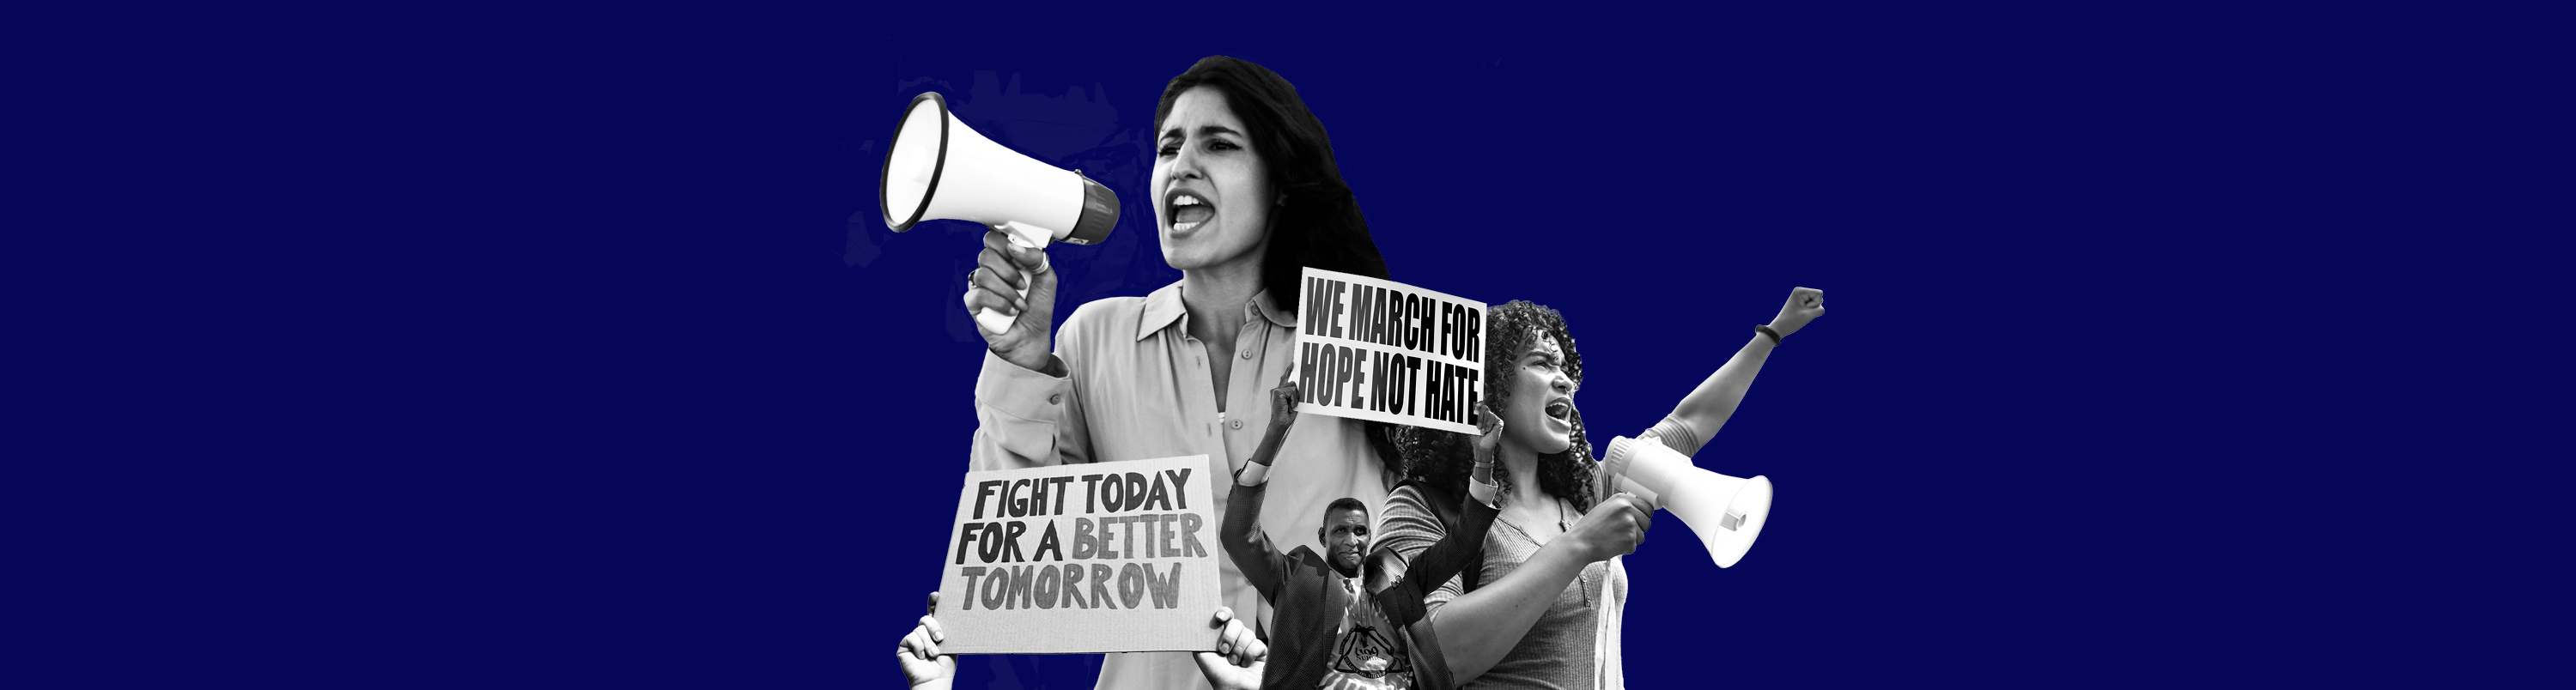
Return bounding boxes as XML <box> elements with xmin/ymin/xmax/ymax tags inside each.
<box><xmin>1220</xmin><ymin>475</ymin><xmax>1497</xmax><ymax>690</ymax></box>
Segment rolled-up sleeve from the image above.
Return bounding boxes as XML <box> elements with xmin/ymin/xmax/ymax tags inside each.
<box><xmin>1219</xmin><ymin>476</ymin><xmax>1294</xmax><ymax>602</ymax></box>
<box><xmin>970</xmin><ymin>312</ymin><xmax>1100</xmax><ymax>470</ymax></box>
<box><xmin>1377</xmin><ymin>487</ymin><xmax>1470</xmax><ymax>615</ymax></box>
<box><xmin>1592</xmin><ymin>415</ymin><xmax>1710</xmax><ymax>499</ymax></box>
<box><xmin>969</xmin><ymin>350</ymin><xmax>1071</xmax><ymax>470</ymax></box>
<box><xmin>1642</xmin><ymin>415</ymin><xmax>1703</xmax><ymax>457</ymax></box>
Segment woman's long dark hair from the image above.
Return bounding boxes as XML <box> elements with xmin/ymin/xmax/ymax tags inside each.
<box><xmin>1157</xmin><ymin>56</ymin><xmax>1404</xmax><ymax>476</ymax></box>
<box><xmin>1153</xmin><ymin>56</ymin><xmax>1389</xmax><ymax>306</ymax></box>
<box><xmin>1394</xmin><ymin>301</ymin><xmax>1599</xmax><ymax>512</ymax></box>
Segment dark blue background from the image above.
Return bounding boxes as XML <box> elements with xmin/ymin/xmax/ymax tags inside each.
<box><xmin>31</xmin><ymin>5</ymin><xmax>2557</xmax><ymax>688</ymax></box>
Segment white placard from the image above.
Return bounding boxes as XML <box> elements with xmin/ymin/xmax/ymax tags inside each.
<box><xmin>933</xmin><ymin>455</ymin><xmax>1222</xmax><ymax>654</ymax></box>
<box><xmin>1293</xmin><ymin>267</ymin><xmax>1489</xmax><ymax>435</ymax></box>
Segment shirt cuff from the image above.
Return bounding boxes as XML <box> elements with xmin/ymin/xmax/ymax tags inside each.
<box><xmin>1234</xmin><ymin>460</ymin><xmax>1272</xmax><ymax>487</ymax></box>
<box><xmin>974</xmin><ymin>349</ymin><xmax>1069</xmax><ymax>426</ymax></box>
<box><xmin>1467</xmin><ymin>469</ymin><xmax>1502</xmax><ymax>508</ymax></box>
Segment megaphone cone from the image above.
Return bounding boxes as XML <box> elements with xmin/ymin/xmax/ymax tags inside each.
<box><xmin>879</xmin><ymin>91</ymin><xmax>1120</xmax><ymax>335</ymax></box>
<box><xmin>1601</xmin><ymin>436</ymin><xmax>1774</xmax><ymax>568</ymax></box>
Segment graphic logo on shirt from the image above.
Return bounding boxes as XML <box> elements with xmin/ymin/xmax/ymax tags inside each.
<box><xmin>1328</xmin><ymin>624</ymin><xmax>1411</xmax><ymax>679</ymax></box>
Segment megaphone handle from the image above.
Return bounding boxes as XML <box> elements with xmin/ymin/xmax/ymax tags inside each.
<box><xmin>1615</xmin><ymin>475</ymin><xmax>1664</xmax><ymax>511</ymax></box>
<box><xmin>975</xmin><ymin>306</ymin><xmax>1020</xmax><ymax>336</ymax></box>
<box><xmin>975</xmin><ymin>227</ymin><xmax>1049</xmax><ymax>336</ymax></box>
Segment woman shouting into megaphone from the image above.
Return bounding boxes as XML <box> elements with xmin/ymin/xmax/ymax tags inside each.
<box><xmin>956</xmin><ymin>56</ymin><xmax>1407</xmax><ymax>690</ymax></box>
<box><xmin>1372</xmin><ymin>289</ymin><xmax>1826</xmax><ymax>689</ymax></box>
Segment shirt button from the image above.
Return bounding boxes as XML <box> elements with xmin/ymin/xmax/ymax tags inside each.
<box><xmin>1048</xmin><ymin>394</ymin><xmax>1062</xmax><ymax>405</ymax></box>
<box><xmin>1230</xmin><ymin>419</ymin><xmax>1244</xmax><ymax>430</ymax></box>
<box><xmin>1240</xmin><ymin>348</ymin><xmax>1252</xmax><ymax>360</ymax></box>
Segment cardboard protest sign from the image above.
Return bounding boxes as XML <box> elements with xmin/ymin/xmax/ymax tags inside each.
<box><xmin>1294</xmin><ymin>267</ymin><xmax>1488</xmax><ymax>435</ymax></box>
<box><xmin>933</xmin><ymin>455</ymin><xmax>1222</xmax><ymax>654</ymax></box>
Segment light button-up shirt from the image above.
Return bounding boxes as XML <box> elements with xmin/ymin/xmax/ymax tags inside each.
<box><xmin>971</xmin><ymin>281</ymin><xmax>1394</xmax><ymax>690</ymax></box>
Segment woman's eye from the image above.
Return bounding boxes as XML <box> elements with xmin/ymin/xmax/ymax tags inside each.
<box><xmin>1208</xmin><ymin>140</ymin><xmax>1238</xmax><ymax>151</ymax></box>
<box><xmin>1157</xmin><ymin>143</ymin><xmax>1180</xmax><ymax>156</ymax></box>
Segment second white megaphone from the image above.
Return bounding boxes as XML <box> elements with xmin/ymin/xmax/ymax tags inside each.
<box><xmin>879</xmin><ymin>91</ymin><xmax>1121</xmax><ymax>336</ymax></box>
<box><xmin>1600</xmin><ymin>435</ymin><xmax>1775</xmax><ymax>568</ymax></box>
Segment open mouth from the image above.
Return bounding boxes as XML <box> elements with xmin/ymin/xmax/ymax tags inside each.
<box><xmin>1544</xmin><ymin>399</ymin><xmax>1572</xmax><ymax>421</ymax></box>
<box><xmin>1165</xmin><ymin>190</ymin><xmax>1212</xmax><ymax>232</ymax></box>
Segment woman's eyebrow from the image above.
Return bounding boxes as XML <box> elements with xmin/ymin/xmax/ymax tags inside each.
<box><xmin>1160</xmin><ymin>124</ymin><xmax>1243</xmax><ymax>141</ymax></box>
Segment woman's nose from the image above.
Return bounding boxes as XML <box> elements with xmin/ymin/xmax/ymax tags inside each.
<box><xmin>1552</xmin><ymin>374</ymin><xmax>1573</xmax><ymax>393</ymax></box>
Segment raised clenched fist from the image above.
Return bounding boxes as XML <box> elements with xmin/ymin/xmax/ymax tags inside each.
<box><xmin>1472</xmin><ymin>402</ymin><xmax>1504</xmax><ymax>464</ymax></box>
<box><xmin>1767</xmin><ymin>287</ymin><xmax>1826</xmax><ymax>339</ymax></box>
<box><xmin>1269</xmin><ymin>366</ymin><xmax>1302</xmax><ymax>428</ymax></box>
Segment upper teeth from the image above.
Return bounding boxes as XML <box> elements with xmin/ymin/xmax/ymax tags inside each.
<box><xmin>1174</xmin><ymin>195</ymin><xmax>1203</xmax><ymax>206</ymax></box>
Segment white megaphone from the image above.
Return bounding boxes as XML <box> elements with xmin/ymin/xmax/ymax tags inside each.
<box><xmin>1599</xmin><ymin>436</ymin><xmax>1774</xmax><ymax>567</ymax></box>
<box><xmin>879</xmin><ymin>91</ymin><xmax>1121</xmax><ymax>336</ymax></box>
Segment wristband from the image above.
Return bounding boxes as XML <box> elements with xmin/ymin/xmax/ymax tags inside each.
<box><xmin>1754</xmin><ymin>324</ymin><xmax>1783</xmax><ymax>346</ymax></box>
<box><xmin>1235</xmin><ymin>460</ymin><xmax>1272</xmax><ymax>487</ymax></box>
<box><xmin>1467</xmin><ymin>461</ymin><xmax>1502</xmax><ymax>508</ymax></box>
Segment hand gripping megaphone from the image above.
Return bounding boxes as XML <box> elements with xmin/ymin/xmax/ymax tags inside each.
<box><xmin>878</xmin><ymin>91</ymin><xmax>1121</xmax><ymax>336</ymax></box>
<box><xmin>1600</xmin><ymin>436</ymin><xmax>1774</xmax><ymax>567</ymax></box>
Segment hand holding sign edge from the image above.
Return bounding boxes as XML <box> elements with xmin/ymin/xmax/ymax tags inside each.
<box><xmin>896</xmin><ymin>591</ymin><xmax>956</xmax><ymax>688</ymax></box>
<box><xmin>1193</xmin><ymin>607</ymin><xmax>1267</xmax><ymax>690</ymax></box>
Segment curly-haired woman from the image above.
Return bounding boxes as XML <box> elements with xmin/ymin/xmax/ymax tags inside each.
<box><xmin>1374</xmin><ymin>290</ymin><xmax>1826</xmax><ymax>689</ymax></box>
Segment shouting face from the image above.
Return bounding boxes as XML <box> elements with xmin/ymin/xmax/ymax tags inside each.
<box><xmin>1151</xmin><ymin>87</ymin><xmax>1278</xmax><ymax>274</ymax></box>
<box><xmin>1498</xmin><ymin>330</ymin><xmax>1577</xmax><ymax>455</ymax></box>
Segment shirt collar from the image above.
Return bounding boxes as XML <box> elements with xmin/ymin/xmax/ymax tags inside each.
<box><xmin>1135</xmin><ymin>281</ymin><xmax>1302</xmax><ymax>342</ymax></box>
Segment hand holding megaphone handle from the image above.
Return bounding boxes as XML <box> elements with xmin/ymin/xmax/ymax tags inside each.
<box><xmin>972</xmin><ymin>222</ymin><xmax>1054</xmax><ymax>336</ymax></box>
<box><xmin>1561</xmin><ymin>493</ymin><xmax>1653</xmax><ymax>562</ymax></box>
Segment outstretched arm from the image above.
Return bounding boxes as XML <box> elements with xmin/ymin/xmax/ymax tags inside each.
<box><xmin>1661</xmin><ymin>288</ymin><xmax>1826</xmax><ymax>451</ymax></box>
<box><xmin>1218</xmin><ymin>369</ymin><xmax>1304</xmax><ymax>603</ymax></box>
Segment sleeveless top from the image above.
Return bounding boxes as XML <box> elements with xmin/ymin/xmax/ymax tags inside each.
<box><xmin>1380</xmin><ymin>490</ymin><xmax>1631</xmax><ymax>690</ymax></box>
<box><xmin>1376</xmin><ymin>417</ymin><xmax>1699</xmax><ymax>689</ymax></box>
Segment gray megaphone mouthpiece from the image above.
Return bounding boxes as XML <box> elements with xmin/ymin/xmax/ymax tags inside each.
<box><xmin>1600</xmin><ymin>435</ymin><xmax>1774</xmax><ymax>568</ymax></box>
<box><xmin>878</xmin><ymin>91</ymin><xmax>1120</xmax><ymax>334</ymax></box>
